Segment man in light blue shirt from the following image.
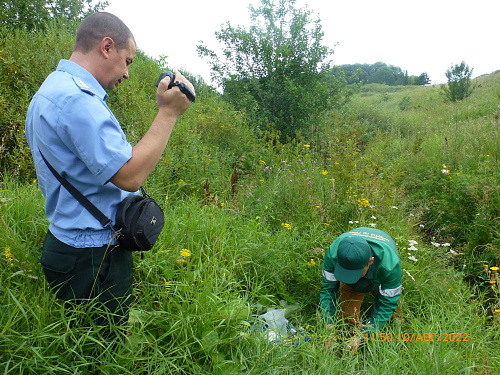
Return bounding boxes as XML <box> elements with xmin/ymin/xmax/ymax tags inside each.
<box><xmin>25</xmin><ymin>12</ymin><xmax>194</xmax><ymax>333</ymax></box>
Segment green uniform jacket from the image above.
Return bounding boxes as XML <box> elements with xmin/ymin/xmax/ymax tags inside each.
<box><xmin>320</xmin><ymin>227</ymin><xmax>402</xmax><ymax>331</ymax></box>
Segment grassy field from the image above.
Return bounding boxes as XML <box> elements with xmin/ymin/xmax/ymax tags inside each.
<box><xmin>1</xmin><ymin>71</ymin><xmax>500</xmax><ymax>374</ymax></box>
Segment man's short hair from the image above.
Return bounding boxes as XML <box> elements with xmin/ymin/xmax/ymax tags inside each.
<box><xmin>74</xmin><ymin>12</ymin><xmax>135</xmax><ymax>53</ymax></box>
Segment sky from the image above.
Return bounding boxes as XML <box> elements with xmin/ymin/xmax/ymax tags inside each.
<box><xmin>105</xmin><ymin>0</ymin><xmax>500</xmax><ymax>86</ymax></box>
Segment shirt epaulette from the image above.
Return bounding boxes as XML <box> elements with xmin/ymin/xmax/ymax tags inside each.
<box><xmin>73</xmin><ymin>76</ymin><xmax>95</xmax><ymax>96</ymax></box>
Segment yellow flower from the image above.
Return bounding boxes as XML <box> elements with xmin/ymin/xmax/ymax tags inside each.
<box><xmin>357</xmin><ymin>198</ymin><xmax>370</xmax><ymax>208</ymax></box>
<box><xmin>220</xmin><ymin>202</ymin><xmax>226</xmax><ymax>207</ymax></box>
<box><xmin>321</xmin><ymin>170</ymin><xmax>328</xmax><ymax>175</ymax></box>
<box><xmin>490</xmin><ymin>266</ymin><xmax>499</xmax><ymax>271</ymax></box>
<box><xmin>180</xmin><ymin>249</ymin><xmax>191</xmax><ymax>257</ymax></box>
<box><xmin>4</xmin><ymin>246</ymin><xmax>13</xmax><ymax>266</ymax></box>
<box><xmin>281</xmin><ymin>223</ymin><xmax>291</xmax><ymax>230</ymax></box>
<box><xmin>489</xmin><ymin>280</ymin><xmax>497</xmax><ymax>284</ymax></box>
<box><xmin>308</xmin><ymin>258</ymin><xmax>316</xmax><ymax>266</ymax></box>
<box><xmin>495</xmin><ymin>309</ymin><xmax>500</xmax><ymax>313</ymax></box>
<box><xmin>304</xmin><ymin>144</ymin><xmax>310</xmax><ymax>149</ymax></box>
<box><xmin>259</xmin><ymin>160</ymin><xmax>266</xmax><ymax>165</ymax></box>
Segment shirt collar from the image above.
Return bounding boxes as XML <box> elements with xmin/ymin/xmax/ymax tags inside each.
<box><xmin>56</xmin><ymin>59</ymin><xmax>109</xmax><ymax>101</ymax></box>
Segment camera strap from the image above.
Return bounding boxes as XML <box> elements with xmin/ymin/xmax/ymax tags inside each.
<box><xmin>39</xmin><ymin>150</ymin><xmax>114</xmax><ymax>229</ymax></box>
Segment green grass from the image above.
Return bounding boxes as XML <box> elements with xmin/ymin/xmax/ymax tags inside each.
<box><xmin>2</xmin><ymin>73</ymin><xmax>500</xmax><ymax>373</ymax></box>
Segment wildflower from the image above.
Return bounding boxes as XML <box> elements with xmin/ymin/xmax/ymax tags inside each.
<box><xmin>221</xmin><ymin>202</ymin><xmax>226</xmax><ymax>207</ymax></box>
<box><xmin>369</xmin><ymin>223</ymin><xmax>376</xmax><ymax>227</ymax></box>
<box><xmin>304</xmin><ymin>144</ymin><xmax>310</xmax><ymax>149</ymax></box>
<box><xmin>408</xmin><ymin>255</ymin><xmax>418</xmax><ymax>262</ymax></box>
<box><xmin>391</xmin><ymin>206</ymin><xmax>398</xmax><ymax>209</ymax></box>
<box><xmin>442</xmin><ymin>243</ymin><xmax>450</xmax><ymax>247</ymax></box>
<box><xmin>408</xmin><ymin>245</ymin><xmax>418</xmax><ymax>251</ymax></box>
<box><xmin>259</xmin><ymin>160</ymin><xmax>266</xmax><ymax>165</ymax></box>
<box><xmin>180</xmin><ymin>249</ymin><xmax>191</xmax><ymax>258</ymax></box>
<box><xmin>371</xmin><ymin>215</ymin><xmax>377</xmax><ymax>220</ymax></box>
<box><xmin>431</xmin><ymin>242</ymin><xmax>440</xmax><ymax>247</ymax></box>
<box><xmin>349</xmin><ymin>220</ymin><xmax>354</xmax><ymax>224</ymax></box>
<box><xmin>409</xmin><ymin>240</ymin><xmax>418</xmax><ymax>246</ymax></box>
<box><xmin>419</xmin><ymin>224</ymin><xmax>424</xmax><ymax>228</ymax></box>
<box><xmin>257</xmin><ymin>199</ymin><xmax>261</xmax><ymax>202</ymax></box>
<box><xmin>357</xmin><ymin>198</ymin><xmax>370</xmax><ymax>208</ymax></box>
<box><xmin>489</xmin><ymin>280</ymin><xmax>497</xmax><ymax>284</ymax></box>
<box><xmin>282</xmin><ymin>223</ymin><xmax>291</xmax><ymax>230</ymax></box>
<box><xmin>308</xmin><ymin>181</ymin><xmax>312</xmax><ymax>185</ymax></box>
<box><xmin>176</xmin><ymin>259</ymin><xmax>187</xmax><ymax>264</ymax></box>
<box><xmin>403</xmin><ymin>269</ymin><xmax>415</xmax><ymax>281</ymax></box>
<box><xmin>321</xmin><ymin>170</ymin><xmax>328</xmax><ymax>175</ymax></box>
<box><xmin>490</xmin><ymin>267</ymin><xmax>500</xmax><ymax>272</ymax></box>
<box><xmin>495</xmin><ymin>309</ymin><xmax>500</xmax><ymax>313</ymax></box>
<box><xmin>4</xmin><ymin>246</ymin><xmax>13</xmax><ymax>266</ymax></box>
<box><xmin>308</xmin><ymin>258</ymin><xmax>316</xmax><ymax>266</ymax></box>
<box><xmin>165</xmin><ymin>195</ymin><xmax>169</xmax><ymax>202</ymax></box>
<box><xmin>324</xmin><ymin>223</ymin><xmax>330</xmax><ymax>226</ymax></box>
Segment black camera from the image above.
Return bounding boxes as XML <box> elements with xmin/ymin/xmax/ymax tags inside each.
<box><xmin>155</xmin><ymin>71</ymin><xmax>195</xmax><ymax>102</ymax></box>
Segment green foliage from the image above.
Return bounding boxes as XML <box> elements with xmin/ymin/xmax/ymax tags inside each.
<box><xmin>340</xmin><ymin>62</ymin><xmax>430</xmax><ymax>86</ymax></box>
<box><xmin>3</xmin><ymin>9</ymin><xmax>500</xmax><ymax>373</ymax></box>
<box><xmin>197</xmin><ymin>0</ymin><xmax>349</xmax><ymax>140</ymax></box>
<box><xmin>414</xmin><ymin>72</ymin><xmax>431</xmax><ymax>85</ymax></box>
<box><xmin>0</xmin><ymin>0</ymin><xmax>106</xmax><ymax>31</ymax></box>
<box><xmin>398</xmin><ymin>96</ymin><xmax>412</xmax><ymax>111</ymax></box>
<box><xmin>441</xmin><ymin>61</ymin><xmax>475</xmax><ymax>102</ymax></box>
<box><xmin>0</xmin><ymin>21</ymin><xmax>77</xmax><ymax>179</ymax></box>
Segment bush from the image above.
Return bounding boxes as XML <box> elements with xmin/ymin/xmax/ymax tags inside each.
<box><xmin>441</xmin><ymin>61</ymin><xmax>475</xmax><ymax>102</ymax></box>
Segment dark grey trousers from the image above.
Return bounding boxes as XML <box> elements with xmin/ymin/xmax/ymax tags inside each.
<box><xmin>40</xmin><ymin>230</ymin><xmax>133</xmax><ymax>329</ymax></box>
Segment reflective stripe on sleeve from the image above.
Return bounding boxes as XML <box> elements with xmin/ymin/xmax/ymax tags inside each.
<box><xmin>322</xmin><ymin>269</ymin><xmax>337</xmax><ymax>282</ymax></box>
<box><xmin>379</xmin><ymin>285</ymin><xmax>402</xmax><ymax>297</ymax></box>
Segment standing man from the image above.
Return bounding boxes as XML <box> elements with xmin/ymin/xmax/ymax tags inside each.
<box><xmin>25</xmin><ymin>12</ymin><xmax>193</xmax><ymax>332</ymax></box>
<box><xmin>320</xmin><ymin>227</ymin><xmax>402</xmax><ymax>350</ymax></box>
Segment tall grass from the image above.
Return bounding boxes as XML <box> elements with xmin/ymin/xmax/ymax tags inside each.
<box><xmin>2</xmin><ymin>21</ymin><xmax>500</xmax><ymax>372</ymax></box>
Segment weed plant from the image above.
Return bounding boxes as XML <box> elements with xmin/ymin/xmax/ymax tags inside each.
<box><xmin>2</xmin><ymin>22</ymin><xmax>500</xmax><ymax>373</ymax></box>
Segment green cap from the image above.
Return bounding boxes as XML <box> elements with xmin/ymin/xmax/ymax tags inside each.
<box><xmin>334</xmin><ymin>236</ymin><xmax>372</xmax><ymax>284</ymax></box>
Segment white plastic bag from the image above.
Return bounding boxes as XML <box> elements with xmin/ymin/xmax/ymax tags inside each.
<box><xmin>258</xmin><ymin>309</ymin><xmax>288</xmax><ymax>342</ymax></box>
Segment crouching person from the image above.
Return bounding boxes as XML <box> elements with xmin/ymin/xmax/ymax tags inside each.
<box><xmin>320</xmin><ymin>227</ymin><xmax>402</xmax><ymax>352</ymax></box>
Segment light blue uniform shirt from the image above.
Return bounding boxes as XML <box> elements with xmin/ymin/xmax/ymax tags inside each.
<box><xmin>26</xmin><ymin>60</ymin><xmax>135</xmax><ymax>248</ymax></box>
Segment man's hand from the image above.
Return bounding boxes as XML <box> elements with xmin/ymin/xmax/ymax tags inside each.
<box><xmin>156</xmin><ymin>71</ymin><xmax>194</xmax><ymax>117</ymax></box>
<box><xmin>346</xmin><ymin>332</ymin><xmax>364</xmax><ymax>353</ymax></box>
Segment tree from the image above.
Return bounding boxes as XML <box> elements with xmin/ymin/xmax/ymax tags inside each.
<box><xmin>197</xmin><ymin>0</ymin><xmax>347</xmax><ymax>140</ymax></box>
<box><xmin>0</xmin><ymin>0</ymin><xmax>106</xmax><ymax>31</ymax></box>
<box><xmin>414</xmin><ymin>72</ymin><xmax>431</xmax><ymax>86</ymax></box>
<box><xmin>441</xmin><ymin>61</ymin><xmax>474</xmax><ymax>101</ymax></box>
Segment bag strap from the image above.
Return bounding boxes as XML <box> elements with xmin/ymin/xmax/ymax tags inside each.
<box><xmin>39</xmin><ymin>150</ymin><xmax>113</xmax><ymax>229</ymax></box>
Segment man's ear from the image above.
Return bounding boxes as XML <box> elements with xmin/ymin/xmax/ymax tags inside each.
<box><xmin>100</xmin><ymin>37</ymin><xmax>114</xmax><ymax>58</ymax></box>
<box><xmin>368</xmin><ymin>257</ymin><xmax>375</xmax><ymax>266</ymax></box>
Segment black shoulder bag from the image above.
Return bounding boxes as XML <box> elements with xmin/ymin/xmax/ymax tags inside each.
<box><xmin>40</xmin><ymin>151</ymin><xmax>164</xmax><ymax>252</ymax></box>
